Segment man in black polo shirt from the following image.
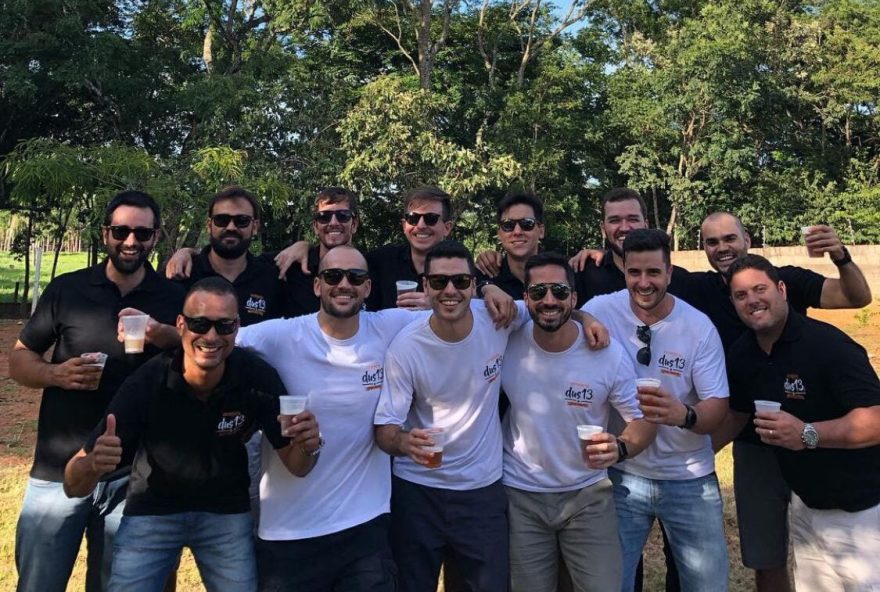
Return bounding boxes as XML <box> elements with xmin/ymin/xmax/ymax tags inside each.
<box><xmin>64</xmin><ymin>277</ymin><xmax>321</xmax><ymax>591</ymax></box>
<box><xmin>720</xmin><ymin>254</ymin><xmax>880</xmax><ymax>591</ymax></box>
<box><xmin>10</xmin><ymin>190</ymin><xmax>184</xmax><ymax>592</ymax></box>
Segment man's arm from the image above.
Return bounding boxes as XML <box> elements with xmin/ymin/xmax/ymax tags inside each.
<box><xmin>64</xmin><ymin>414</ymin><xmax>122</xmax><ymax>498</ymax></box>
<box><xmin>711</xmin><ymin>410</ymin><xmax>750</xmax><ymax>452</ymax></box>
<box><xmin>117</xmin><ymin>308</ymin><xmax>180</xmax><ymax>350</ymax></box>
<box><xmin>163</xmin><ymin>247</ymin><xmax>198</xmax><ymax>280</ymax></box>
<box><xmin>637</xmin><ymin>386</ymin><xmax>729</xmax><ymax>435</ymax></box>
<box><xmin>274</xmin><ymin>240</ymin><xmax>313</xmax><ymax>278</ymax></box>
<box><xmin>374</xmin><ymin>424</ymin><xmax>434</xmax><ymax>465</ymax></box>
<box><xmin>570</xmin><ymin>309</ymin><xmax>610</xmax><ymax>350</ymax></box>
<box><xmin>585</xmin><ymin>419</ymin><xmax>656</xmax><ymax>469</ymax></box>
<box><xmin>806</xmin><ymin>225</ymin><xmax>872</xmax><ymax>308</ymax></box>
<box><xmin>9</xmin><ymin>341</ymin><xmax>102</xmax><ymax>390</ymax></box>
<box><xmin>275</xmin><ymin>411</ymin><xmax>321</xmax><ymax>477</ymax></box>
<box><xmin>754</xmin><ymin>406</ymin><xmax>880</xmax><ymax>450</ymax></box>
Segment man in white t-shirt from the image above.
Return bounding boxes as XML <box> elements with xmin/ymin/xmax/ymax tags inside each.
<box><xmin>503</xmin><ymin>252</ymin><xmax>656</xmax><ymax>592</ymax></box>
<box><xmin>582</xmin><ymin>229</ymin><xmax>730</xmax><ymax>592</ymax></box>
<box><xmin>234</xmin><ymin>246</ymin><xmax>421</xmax><ymax>591</ymax></box>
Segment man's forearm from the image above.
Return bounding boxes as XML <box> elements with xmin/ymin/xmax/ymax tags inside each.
<box><xmin>9</xmin><ymin>348</ymin><xmax>57</xmax><ymax>389</ymax></box>
<box><xmin>277</xmin><ymin>443</ymin><xmax>318</xmax><ymax>477</ymax></box>
<box><xmin>375</xmin><ymin>424</ymin><xmax>406</xmax><ymax>457</ymax></box>
<box><xmin>619</xmin><ymin>418</ymin><xmax>656</xmax><ymax>457</ymax></box>
<box><xmin>711</xmin><ymin>410</ymin><xmax>750</xmax><ymax>452</ymax></box>
<box><xmin>690</xmin><ymin>397</ymin><xmax>729</xmax><ymax>434</ymax></box>
<box><xmin>815</xmin><ymin>406</ymin><xmax>880</xmax><ymax>449</ymax></box>
<box><xmin>837</xmin><ymin>262</ymin><xmax>872</xmax><ymax>308</ymax></box>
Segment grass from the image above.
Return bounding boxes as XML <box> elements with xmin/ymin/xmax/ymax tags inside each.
<box><xmin>0</xmin><ymin>252</ymin><xmax>91</xmax><ymax>303</ymax></box>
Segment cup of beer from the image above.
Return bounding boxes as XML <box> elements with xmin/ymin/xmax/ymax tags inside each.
<box><xmin>801</xmin><ymin>226</ymin><xmax>823</xmax><ymax>258</ymax></box>
<box><xmin>396</xmin><ymin>280</ymin><xmax>419</xmax><ymax>296</ymax></box>
<box><xmin>121</xmin><ymin>315</ymin><xmax>150</xmax><ymax>353</ymax></box>
<box><xmin>80</xmin><ymin>352</ymin><xmax>108</xmax><ymax>390</ymax></box>
<box><xmin>577</xmin><ymin>424</ymin><xmax>603</xmax><ymax>465</ymax></box>
<box><xmin>279</xmin><ymin>395</ymin><xmax>308</xmax><ymax>416</ymax></box>
<box><xmin>425</xmin><ymin>427</ymin><xmax>446</xmax><ymax>469</ymax></box>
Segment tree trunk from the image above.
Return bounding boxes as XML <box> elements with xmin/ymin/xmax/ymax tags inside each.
<box><xmin>417</xmin><ymin>0</ymin><xmax>433</xmax><ymax>90</ymax></box>
<box><xmin>23</xmin><ymin>211</ymin><xmax>32</xmax><ymax>302</ymax></box>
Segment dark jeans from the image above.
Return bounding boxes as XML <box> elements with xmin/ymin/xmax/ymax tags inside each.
<box><xmin>391</xmin><ymin>476</ymin><xmax>508</xmax><ymax>592</ymax></box>
<box><xmin>256</xmin><ymin>514</ymin><xmax>396</xmax><ymax>592</ymax></box>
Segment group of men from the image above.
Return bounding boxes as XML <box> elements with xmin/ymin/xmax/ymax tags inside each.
<box><xmin>10</xmin><ymin>183</ymin><xmax>879</xmax><ymax>592</ymax></box>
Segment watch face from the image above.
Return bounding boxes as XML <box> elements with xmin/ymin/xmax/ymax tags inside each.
<box><xmin>802</xmin><ymin>425</ymin><xmax>819</xmax><ymax>448</ymax></box>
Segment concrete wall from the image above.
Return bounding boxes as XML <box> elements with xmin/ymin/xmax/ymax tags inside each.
<box><xmin>671</xmin><ymin>245</ymin><xmax>880</xmax><ymax>298</ymax></box>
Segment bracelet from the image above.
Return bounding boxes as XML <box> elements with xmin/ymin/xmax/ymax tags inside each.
<box><xmin>301</xmin><ymin>434</ymin><xmax>325</xmax><ymax>457</ymax></box>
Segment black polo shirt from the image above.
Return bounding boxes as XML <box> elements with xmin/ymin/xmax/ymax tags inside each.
<box><xmin>476</xmin><ymin>255</ymin><xmax>525</xmax><ymax>300</ymax></box>
<box><xmin>178</xmin><ymin>247</ymin><xmax>282</xmax><ymax>326</ymax></box>
<box><xmin>365</xmin><ymin>243</ymin><xmax>423</xmax><ymax>311</ymax></box>
<box><xmin>19</xmin><ymin>261</ymin><xmax>184</xmax><ymax>481</ymax></box>
<box><xmin>274</xmin><ymin>245</ymin><xmax>321</xmax><ymax>318</ymax></box>
<box><xmin>676</xmin><ymin>266</ymin><xmax>824</xmax><ymax>350</ymax></box>
<box><xmin>727</xmin><ymin>310</ymin><xmax>880</xmax><ymax>511</ymax></box>
<box><xmin>573</xmin><ymin>248</ymin><xmax>692</xmax><ymax>307</ymax></box>
<box><xmin>85</xmin><ymin>348</ymin><xmax>289</xmax><ymax>516</ymax></box>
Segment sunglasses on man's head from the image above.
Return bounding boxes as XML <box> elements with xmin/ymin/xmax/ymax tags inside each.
<box><xmin>313</xmin><ymin>209</ymin><xmax>354</xmax><ymax>224</ymax></box>
<box><xmin>183</xmin><ymin>315</ymin><xmax>238</xmax><ymax>336</ymax></box>
<box><xmin>636</xmin><ymin>324</ymin><xmax>652</xmax><ymax>366</ymax></box>
<box><xmin>404</xmin><ymin>212</ymin><xmax>442</xmax><ymax>226</ymax></box>
<box><xmin>425</xmin><ymin>274</ymin><xmax>474</xmax><ymax>291</ymax></box>
<box><xmin>318</xmin><ymin>268</ymin><xmax>370</xmax><ymax>286</ymax></box>
<box><xmin>106</xmin><ymin>226</ymin><xmax>157</xmax><ymax>242</ymax></box>
<box><xmin>526</xmin><ymin>283</ymin><xmax>572</xmax><ymax>301</ymax></box>
<box><xmin>499</xmin><ymin>217</ymin><xmax>538</xmax><ymax>233</ymax></box>
<box><xmin>211</xmin><ymin>214</ymin><xmax>253</xmax><ymax>229</ymax></box>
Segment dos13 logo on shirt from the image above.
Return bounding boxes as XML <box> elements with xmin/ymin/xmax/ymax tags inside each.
<box><xmin>217</xmin><ymin>412</ymin><xmax>246</xmax><ymax>436</ymax></box>
<box><xmin>483</xmin><ymin>354</ymin><xmax>503</xmax><ymax>383</ymax></box>
<box><xmin>657</xmin><ymin>350</ymin><xmax>687</xmax><ymax>377</ymax></box>
<box><xmin>564</xmin><ymin>382</ymin><xmax>594</xmax><ymax>408</ymax></box>
<box><xmin>245</xmin><ymin>293</ymin><xmax>267</xmax><ymax>317</ymax></box>
<box><xmin>362</xmin><ymin>364</ymin><xmax>384</xmax><ymax>391</ymax></box>
<box><xmin>784</xmin><ymin>374</ymin><xmax>806</xmax><ymax>400</ymax></box>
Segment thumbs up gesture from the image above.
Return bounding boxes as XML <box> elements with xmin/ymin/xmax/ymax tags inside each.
<box><xmin>90</xmin><ymin>414</ymin><xmax>123</xmax><ymax>475</ymax></box>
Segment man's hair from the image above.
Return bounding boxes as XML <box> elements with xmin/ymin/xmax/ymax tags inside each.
<box><xmin>317</xmin><ymin>245</ymin><xmax>369</xmax><ymax>273</ymax></box>
<box><xmin>727</xmin><ymin>254</ymin><xmax>781</xmax><ymax>290</ymax></box>
<box><xmin>496</xmin><ymin>193</ymin><xmax>544</xmax><ymax>223</ymax></box>
<box><xmin>601</xmin><ymin>187</ymin><xmax>648</xmax><ymax>220</ymax></box>
<box><xmin>184</xmin><ymin>276</ymin><xmax>240</xmax><ymax>310</ymax></box>
<box><xmin>702</xmin><ymin>211</ymin><xmax>747</xmax><ymax>237</ymax></box>
<box><xmin>424</xmin><ymin>239</ymin><xmax>475</xmax><ymax>276</ymax></box>
<box><xmin>208</xmin><ymin>185</ymin><xmax>260</xmax><ymax>220</ymax></box>
<box><xmin>404</xmin><ymin>186</ymin><xmax>453</xmax><ymax>221</ymax></box>
<box><xmin>103</xmin><ymin>190</ymin><xmax>161</xmax><ymax>228</ymax></box>
<box><xmin>623</xmin><ymin>228</ymin><xmax>671</xmax><ymax>266</ymax></box>
<box><xmin>315</xmin><ymin>187</ymin><xmax>359</xmax><ymax>216</ymax></box>
<box><xmin>524</xmin><ymin>252</ymin><xmax>575</xmax><ymax>287</ymax></box>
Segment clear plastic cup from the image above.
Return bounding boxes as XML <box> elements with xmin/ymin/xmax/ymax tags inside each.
<box><xmin>425</xmin><ymin>427</ymin><xmax>446</xmax><ymax>469</ymax></box>
<box><xmin>279</xmin><ymin>395</ymin><xmax>308</xmax><ymax>416</ymax></box>
<box><xmin>396</xmin><ymin>280</ymin><xmax>419</xmax><ymax>296</ymax></box>
<box><xmin>801</xmin><ymin>226</ymin><xmax>822</xmax><ymax>258</ymax></box>
<box><xmin>121</xmin><ymin>315</ymin><xmax>149</xmax><ymax>353</ymax></box>
<box><xmin>754</xmin><ymin>400</ymin><xmax>782</xmax><ymax>414</ymax></box>
<box><xmin>577</xmin><ymin>424</ymin><xmax>603</xmax><ymax>464</ymax></box>
<box><xmin>81</xmin><ymin>352</ymin><xmax>108</xmax><ymax>368</ymax></box>
<box><xmin>636</xmin><ymin>378</ymin><xmax>661</xmax><ymax>392</ymax></box>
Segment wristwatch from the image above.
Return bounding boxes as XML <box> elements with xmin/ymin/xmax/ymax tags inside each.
<box><xmin>303</xmin><ymin>433</ymin><xmax>325</xmax><ymax>457</ymax></box>
<box><xmin>832</xmin><ymin>246</ymin><xmax>852</xmax><ymax>267</ymax></box>
<box><xmin>801</xmin><ymin>423</ymin><xmax>819</xmax><ymax>449</ymax></box>
<box><xmin>615</xmin><ymin>438</ymin><xmax>629</xmax><ymax>463</ymax></box>
<box><xmin>679</xmin><ymin>405</ymin><xmax>698</xmax><ymax>430</ymax></box>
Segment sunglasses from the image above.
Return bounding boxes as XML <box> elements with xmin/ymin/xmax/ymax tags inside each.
<box><xmin>499</xmin><ymin>217</ymin><xmax>538</xmax><ymax>232</ymax></box>
<box><xmin>211</xmin><ymin>214</ymin><xmax>253</xmax><ymax>228</ymax></box>
<box><xmin>404</xmin><ymin>212</ymin><xmax>442</xmax><ymax>226</ymax></box>
<box><xmin>313</xmin><ymin>209</ymin><xmax>354</xmax><ymax>224</ymax></box>
<box><xmin>106</xmin><ymin>226</ymin><xmax>157</xmax><ymax>242</ymax></box>
<box><xmin>425</xmin><ymin>274</ymin><xmax>474</xmax><ymax>290</ymax></box>
<box><xmin>183</xmin><ymin>315</ymin><xmax>238</xmax><ymax>335</ymax></box>
<box><xmin>636</xmin><ymin>324</ymin><xmax>652</xmax><ymax>366</ymax></box>
<box><xmin>318</xmin><ymin>268</ymin><xmax>370</xmax><ymax>286</ymax></box>
<box><xmin>526</xmin><ymin>283</ymin><xmax>572</xmax><ymax>301</ymax></box>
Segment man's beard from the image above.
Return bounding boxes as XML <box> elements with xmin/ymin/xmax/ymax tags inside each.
<box><xmin>531</xmin><ymin>305</ymin><xmax>571</xmax><ymax>333</ymax></box>
<box><xmin>210</xmin><ymin>232</ymin><xmax>251</xmax><ymax>259</ymax></box>
<box><xmin>108</xmin><ymin>245</ymin><xmax>149</xmax><ymax>275</ymax></box>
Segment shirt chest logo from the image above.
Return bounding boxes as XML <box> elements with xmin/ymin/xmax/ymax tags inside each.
<box><xmin>657</xmin><ymin>350</ymin><xmax>687</xmax><ymax>377</ymax></box>
<box><xmin>362</xmin><ymin>364</ymin><xmax>384</xmax><ymax>391</ymax></box>
<box><xmin>784</xmin><ymin>374</ymin><xmax>806</xmax><ymax>400</ymax></box>
<box><xmin>245</xmin><ymin>294</ymin><xmax>267</xmax><ymax>316</ymax></box>
<box><xmin>564</xmin><ymin>382</ymin><xmax>594</xmax><ymax>408</ymax></box>
<box><xmin>217</xmin><ymin>412</ymin><xmax>247</xmax><ymax>436</ymax></box>
<box><xmin>483</xmin><ymin>354</ymin><xmax>503</xmax><ymax>383</ymax></box>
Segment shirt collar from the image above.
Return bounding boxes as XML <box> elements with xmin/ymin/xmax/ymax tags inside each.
<box><xmin>88</xmin><ymin>259</ymin><xmax>163</xmax><ymax>293</ymax></box>
<box><xmin>164</xmin><ymin>347</ymin><xmax>244</xmax><ymax>400</ymax></box>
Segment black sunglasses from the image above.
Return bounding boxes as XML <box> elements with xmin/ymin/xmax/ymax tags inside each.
<box><xmin>526</xmin><ymin>283</ymin><xmax>572</xmax><ymax>301</ymax></box>
<box><xmin>636</xmin><ymin>324</ymin><xmax>652</xmax><ymax>366</ymax></box>
<box><xmin>183</xmin><ymin>315</ymin><xmax>238</xmax><ymax>335</ymax></box>
<box><xmin>318</xmin><ymin>268</ymin><xmax>370</xmax><ymax>286</ymax></box>
<box><xmin>313</xmin><ymin>209</ymin><xmax>354</xmax><ymax>224</ymax></box>
<box><xmin>211</xmin><ymin>214</ymin><xmax>253</xmax><ymax>228</ymax></box>
<box><xmin>404</xmin><ymin>212</ymin><xmax>442</xmax><ymax>226</ymax></box>
<box><xmin>499</xmin><ymin>217</ymin><xmax>538</xmax><ymax>232</ymax></box>
<box><xmin>106</xmin><ymin>226</ymin><xmax>157</xmax><ymax>242</ymax></box>
<box><xmin>425</xmin><ymin>274</ymin><xmax>474</xmax><ymax>290</ymax></box>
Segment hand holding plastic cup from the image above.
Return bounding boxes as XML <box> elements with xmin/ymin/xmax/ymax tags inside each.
<box><xmin>636</xmin><ymin>378</ymin><xmax>661</xmax><ymax>393</ymax></box>
<box><xmin>754</xmin><ymin>400</ymin><xmax>781</xmax><ymax>415</ymax></box>
<box><xmin>396</xmin><ymin>280</ymin><xmax>419</xmax><ymax>296</ymax></box>
<box><xmin>801</xmin><ymin>226</ymin><xmax>823</xmax><ymax>258</ymax></box>
<box><xmin>577</xmin><ymin>424</ymin><xmax>603</xmax><ymax>464</ymax></box>
<box><xmin>81</xmin><ymin>352</ymin><xmax>108</xmax><ymax>368</ymax></box>
<box><xmin>121</xmin><ymin>315</ymin><xmax>150</xmax><ymax>353</ymax></box>
<box><xmin>424</xmin><ymin>427</ymin><xmax>446</xmax><ymax>469</ymax></box>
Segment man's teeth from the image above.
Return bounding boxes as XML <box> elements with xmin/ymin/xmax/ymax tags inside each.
<box><xmin>196</xmin><ymin>344</ymin><xmax>221</xmax><ymax>352</ymax></box>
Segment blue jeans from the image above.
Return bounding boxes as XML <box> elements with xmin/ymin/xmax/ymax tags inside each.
<box><xmin>608</xmin><ymin>469</ymin><xmax>728</xmax><ymax>592</ymax></box>
<box><xmin>16</xmin><ymin>476</ymin><xmax>127</xmax><ymax>592</ymax></box>
<box><xmin>109</xmin><ymin>511</ymin><xmax>256</xmax><ymax>592</ymax></box>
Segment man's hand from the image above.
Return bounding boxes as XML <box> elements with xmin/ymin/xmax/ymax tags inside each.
<box><xmin>396</xmin><ymin>292</ymin><xmax>431</xmax><ymax>310</ymax></box>
<box><xmin>804</xmin><ymin>224</ymin><xmax>846</xmax><ymax>261</ymax></box>
<box><xmin>475</xmin><ymin>251</ymin><xmax>502</xmax><ymax>277</ymax></box>
<box><xmin>50</xmin><ymin>357</ymin><xmax>103</xmax><ymax>391</ymax></box>
<box><xmin>584</xmin><ymin>432</ymin><xmax>618</xmax><ymax>469</ymax></box>
<box><xmin>637</xmin><ymin>385</ymin><xmax>687</xmax><ymax>427</ymax></box>
<box><xmin>398</xmin><ymin>428</ymin><xmax>435</xmax><ymax>466</ymax></box>
<box><xmin>274</xmin><ymin>241</ymin><xmax>312</xmax><ymax>278</ymax></box>
<box><xmin>117</xmin><ymin>308</ymin><xmax>178</xmax><ymax>349</ymax></box>
<box><xmin>164</xmin><ymin>248</ymin><xmax>196</xmax><ymax>280</ymax></box>
<box><xmin>571</xmin><ymin>311</ymin><xmax>610</xmax><ymax>350</ymax></box>
<box><xmin>568</xmin><ymin>249</ymin><xmax>605</xmax><ymax>272</ymax></box>
<box><xmin>482</xmin><ymin>285</ymin><xmax>517</xmax><ymax>329</ymax></box>
<box><xmin>280</xmin><ymin>410</ymin><xmax>321</xmax><ymax>454</ymax></box>
<box><xmin>90</xmin><ymin>414</ymin><xmax>122</xmax><ymax>475</ymax></box>
<box><xmin>754</xmin><ymin>410</ymin><xmax>806</xmax><ymax>451</ymax></box>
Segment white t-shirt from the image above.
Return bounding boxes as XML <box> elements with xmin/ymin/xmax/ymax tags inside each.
<box><xmin>582</xmin><ymin>290</ymin><xmax>728</xmax><ymax>480</ymax></box>
<box><xmin>374</xmin><ymin>300</ymin><xmax>529</xmax><ymax>490</ymax></box>
<box><xmin>236</xmin><ymin>308</ymin><xmax>422</xmax><ymax>540</ymax></box>
<box><xmin>502</xmin><ymin>321</ymin><xmax>642</xmax><ymax>492</ymax></box>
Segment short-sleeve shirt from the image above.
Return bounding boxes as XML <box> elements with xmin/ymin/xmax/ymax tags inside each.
<box><xmin>179</xmin><ymin>247</ymin><xmax>283</xmax><ymax>325</ymax></box>
<box><xmin>583</xmin><ymin>290</ymin><xmax>729</xmax><ymax>480</ymax></box>
<box><xmin>365</xmin><ymin>243</ymin><xmax>422</xmax><ymax>311</ymax></box>
<box><xmin>726</xmin><ymin>310</ymin><xmax>880</xmax><ymax>511</ymax></box>
<box><xmin>85</xmin><ymin>348</ymin><xmax>288</xmax><ymax>516</ymax></box>
<box><xmin>502</xmin><ymin>324</ymin><xmax>642</xmax><ymax>492</ymax></box>
<box><xmin>259</xmin><ymin>246</ymin><xmax>322</xmax><ymax>318</ymax></box>
<box><xmin>19</xmin><ymin>261</ymin><xmax>184</xmax><ymax>481</ymax></box>
<box><xmin>374</xmin><ymin>300</ymin><xmax>530</xmax><ymax>490</ymax></box>
<box><xmin>476</xmin><ymin>256</ymin><xmax>525</xmax><ymax>300</ymax></box>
